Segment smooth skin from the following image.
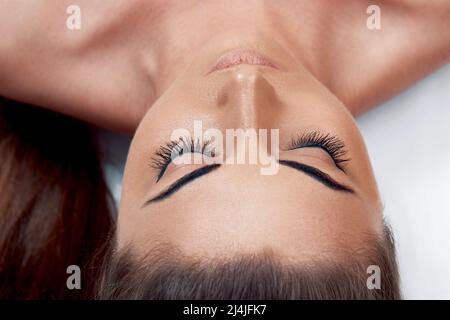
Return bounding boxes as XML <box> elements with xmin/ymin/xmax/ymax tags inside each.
<box><xmin>1</xmin><ymin>1</ymin><xmax>449</xmax><ymax>262</ymax></box>
<box><xmin>0</xmin><ymin>0</ymin><xmax>449</xmax><ymax>132</ymax></box>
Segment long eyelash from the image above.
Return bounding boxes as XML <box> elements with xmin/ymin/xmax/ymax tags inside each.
<box><xmin>288</xmin><ymin>131</ymin><xmax>350</xmax><ymax>169</ymax></box>
<box><xmin>151</xmin><ymin>137</ymin><xmax>214</xmax><ymax>179</ymax></box>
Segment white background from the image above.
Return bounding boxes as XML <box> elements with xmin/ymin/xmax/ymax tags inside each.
<box><xmin>358</xmin><ymin>64</ymin><xmax>450</xmax><ymax>299</ymax></box>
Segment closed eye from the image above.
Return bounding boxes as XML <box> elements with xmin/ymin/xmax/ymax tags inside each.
<box><xmin>151</xmin><ymin>137</ymin><xmax>215</xmax><ymax>182</ymax></box>
<box><xmin>287</xmin><ymin>131</ymin><xmax>350</xmax><ymax>172</ymax></box>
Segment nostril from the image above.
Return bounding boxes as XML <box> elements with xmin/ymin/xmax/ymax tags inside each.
<box><xmin>217</xmin><ymin>91</ymin><xmax>228</xmax><ymax>106</ymax></box>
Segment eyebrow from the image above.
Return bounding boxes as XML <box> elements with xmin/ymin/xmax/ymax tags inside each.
<box><xmin>143</xmin><ymin>160</ymin><xmax>354</xmax><ymax>206</ymax></box>
<box><xmin>142</xmin><ymin>164</ymin><xmax>221</xmax><ymax>206</ymax></box>
<box><xmin>278</xmin><ymin>160</ymin><xmax>354</xmax><ymax>193</ymax></box>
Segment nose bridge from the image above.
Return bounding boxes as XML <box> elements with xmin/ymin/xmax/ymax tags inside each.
<box><xmin>218</xmin><ymin>67</ymin><xmax>279</xmax><ymax>129</ymax></box>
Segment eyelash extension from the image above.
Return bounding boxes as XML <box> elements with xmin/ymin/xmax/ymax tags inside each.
<box><xmin>288</xmin><ymin>131</ymin><xmax>350</xmax><ymax>170</ymax></box>
<box><xmin>151</xmin><ymin>137</ymin><xmax>214</xmax><ymax>181</ymax></box>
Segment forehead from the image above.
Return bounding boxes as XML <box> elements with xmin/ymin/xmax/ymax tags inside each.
<box><xmin>118</xmin><ymin>164</ymin><xmax>381</xmax><ymax>261</ymax></box>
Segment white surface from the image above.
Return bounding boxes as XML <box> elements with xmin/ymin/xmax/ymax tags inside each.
<box><xmin>358</xmin><ymin>64</ymin><xmax>450</xmax><ymax>299</ymax></box>
<box><xmin>99</xmin><ymin>64</ymin><xmax>450</xmax><ymax>299</ymax></box>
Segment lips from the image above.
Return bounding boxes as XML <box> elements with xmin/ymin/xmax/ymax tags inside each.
<box><xmin>208</xmin><ymin>49</ymin><xmax>278</xmax><ymax>74</ymax></box>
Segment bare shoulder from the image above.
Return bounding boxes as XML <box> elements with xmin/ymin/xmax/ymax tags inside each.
<box><xmin>0</xmin><ymin>0</ymin><xmax>155</xmax><ymax>132</ymax></box>
<box><xmin>312</xmin><ymin>0</ymin><xmax>450</xmax><ymax>115</ymax></box>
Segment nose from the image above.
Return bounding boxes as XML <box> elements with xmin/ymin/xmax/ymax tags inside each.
<box><xmin>217</xmin><ymin>66</ymin><xmax>279</xmax><ymax>129</ymax></box>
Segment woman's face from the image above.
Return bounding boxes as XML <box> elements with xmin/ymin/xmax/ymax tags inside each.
<box><xmin>117</xmin><ymin>35</ymin><xmax>383</xmax><ymax>263</ymax></box>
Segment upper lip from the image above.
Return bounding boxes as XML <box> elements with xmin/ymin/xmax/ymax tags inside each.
<box><xmin>207</xmin><ymin>49</ymin><xmax>278</xmax><ymax>74</ymax></box>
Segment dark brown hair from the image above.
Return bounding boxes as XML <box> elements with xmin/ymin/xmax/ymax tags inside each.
<box><xmin>98</xmin><ymin>226</ymin><xmax>401</xmax><ymax>300</ymax></box>
<box><xmin>0</xmin><ymin>97</ymin><xmax>113</xmax><ymax>299</ymax></box>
